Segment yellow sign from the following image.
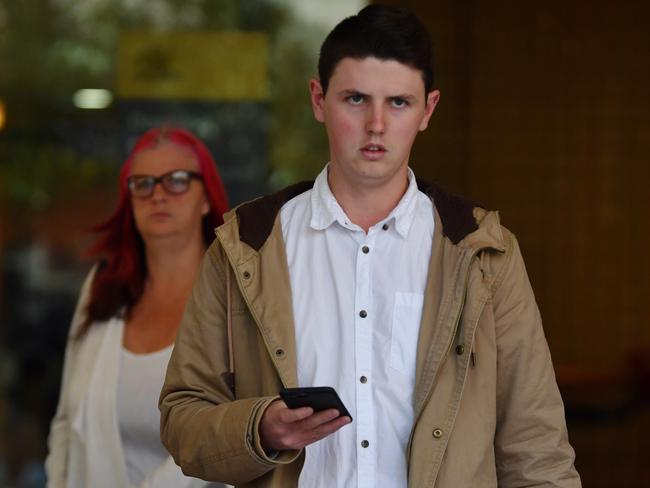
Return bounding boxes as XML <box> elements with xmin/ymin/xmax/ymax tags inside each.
<box><xmin>117</xmin><ymin>31</ymin><xmax>269</xmax><ymax>101</ymax></box>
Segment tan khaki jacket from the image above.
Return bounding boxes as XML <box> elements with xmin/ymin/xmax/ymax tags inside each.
<box><xmin>160</xmin><ymin>182</ymin><xmax>581</xmax><ymax>487</ymax></box>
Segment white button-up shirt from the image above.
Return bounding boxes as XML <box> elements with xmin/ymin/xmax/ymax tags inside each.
<box><xmin>280</xmin><ymin>165</ymin><xmax>434</xmax><ymax>488</ymax></box>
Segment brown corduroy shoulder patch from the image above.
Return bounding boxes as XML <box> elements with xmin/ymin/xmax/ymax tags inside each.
<box><xmin>236</xmin><ymin>179</ymin><xmax>480</xmax><ymax>250</ymax></box>
<box><xmin>236</xmin><ymin>180</ymin><xmax>314</xmax><ymax>251</ymax></box>
<box><xmin>417</xmin><ymin>179</ymin><xmax>481</xmax><ymax>245</ymax></box>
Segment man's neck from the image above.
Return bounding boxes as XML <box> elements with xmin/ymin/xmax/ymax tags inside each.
<box><xmin>327</xmin><ymin>169</ymin><xmax>409</xmax><ymax>233</ymax></box>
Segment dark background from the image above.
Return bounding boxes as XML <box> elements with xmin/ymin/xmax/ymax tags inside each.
<box><xmin>394</xmin><ymin>1</ymin><xmax>650</xmax><ymax>485</ymax></box>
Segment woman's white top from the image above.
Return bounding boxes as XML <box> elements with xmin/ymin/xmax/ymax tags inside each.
<box><xmin>117</xmin><ymin>345</ymin><xmax>174</xmax><ymax>487</ymax></box>
<box><xmin>45</xmin><ymin>269</ymin><xmax>222</xmax><ymax>488</ymax></box>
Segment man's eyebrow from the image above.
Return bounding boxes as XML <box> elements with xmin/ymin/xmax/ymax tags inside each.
<box><xmin>338</xmin><ymin>89</ymin><xmax>367</xmax><ymax>97</ymax></box>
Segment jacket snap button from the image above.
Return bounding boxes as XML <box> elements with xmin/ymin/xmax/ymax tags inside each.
<box><xmin>243</xmin><ymin>271</ymin><xmax>251</xmax><ymax>279</ymax></box>
<box><xmin>275</xmin><ymin>348</ymin><xmax>285</xmax><ymax>357</ymax></box>
<box><xmin>432</xmin><ymin>428</ymin><xmax>443</xmax><ymax>439</ymax></box>
<box><xmin>455</xmin><ymin>344</ymin><xmax>465</xmax><ymax>355</ymax></box>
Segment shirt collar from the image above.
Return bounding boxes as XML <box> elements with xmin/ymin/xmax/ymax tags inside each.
<box><xmin>384</xmin><ymin>168</ymin><xmax>420</xmax><ymax>238</ymax></box>
<box><xmin>310</xmin><ymin>164</ymin><xmax>348</xmax><ymax>231</ymax></box>
<box><xmin>310</xmin><ymin>164</ymin><xmax>421</xmax><ymax>239</ymax></box>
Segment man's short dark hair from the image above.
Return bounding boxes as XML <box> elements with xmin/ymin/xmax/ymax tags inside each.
<box><xmin>318</xmin><ymin>4</ymin><xmax>434</xmax><ymax>95</ymax></box>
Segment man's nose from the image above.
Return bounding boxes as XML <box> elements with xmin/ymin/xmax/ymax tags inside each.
<box><xmin>366</xmin><ymin>103</ymin><xmax>385</xmax><ymax>135</ymax></box>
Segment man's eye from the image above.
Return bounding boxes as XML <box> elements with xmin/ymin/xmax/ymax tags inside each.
<box><xmin>347</xmin><ymin>94</ymin><xmax>364</xmax><ymax>105</ymax></box>
<box><xmin>391</xmin><ymin>97</ymin><xmax>408</xmax><ymax>108</ymax></box>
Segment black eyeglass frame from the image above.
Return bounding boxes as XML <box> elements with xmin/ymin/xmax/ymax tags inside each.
<box><xmin>127</xmin><ymin>170</ymin><xmax>203</xmax><ymax>198</ymax></box>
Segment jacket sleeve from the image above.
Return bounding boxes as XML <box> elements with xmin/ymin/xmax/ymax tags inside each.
<box><xmin>159</xmin><ymin>241</ymin><xmax>299</xmax><ymax>486</ymax></box>
<box><xmin>491</xmin><ymin>231</ymin><xmax>581</xmax><ymax>487</ymax></box>
<box><xmin>45</xmin><ymin>267</ymin><xmax>96</xmax><ymax>488</ymax></box>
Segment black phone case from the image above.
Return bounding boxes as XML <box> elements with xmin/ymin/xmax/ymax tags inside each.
<box><xmin>280</xmin><ymin>386</ymin><xmax>353</xmax><ymax>420</ymax></box>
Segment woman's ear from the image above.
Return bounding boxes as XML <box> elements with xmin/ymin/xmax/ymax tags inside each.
<box><xmin>201</xmin><ymin>194</ymin><xmax>210</xmax><ymax>216</ymax></box>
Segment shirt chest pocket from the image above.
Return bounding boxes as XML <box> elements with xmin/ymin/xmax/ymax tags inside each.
<box><xmin>390</xmin><ymin>292</ymin><xmax>424</xmax><ymax>376</ymax></box>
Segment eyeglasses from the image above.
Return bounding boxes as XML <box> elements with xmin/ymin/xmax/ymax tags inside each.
<box><xmin>127</xmin><ymin>170</ymin><xmax>203</xmax><ymax>198</ymax></box>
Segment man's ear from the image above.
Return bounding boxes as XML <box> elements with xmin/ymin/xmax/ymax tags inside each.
<box><xmin>419</xmin><ymin>89</ymin><xmax>441</xmax><ymax>131</ymax></box>
<box><xmin>309</xmin><ymin>78</ymin><xmax>326</xmax><ymax>123</ymax></box>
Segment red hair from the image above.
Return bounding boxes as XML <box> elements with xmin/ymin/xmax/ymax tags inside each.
<box><xmin>80</xmin><ymin>127</ymin><xmax>229</xmax><ymax>335</ymax></box>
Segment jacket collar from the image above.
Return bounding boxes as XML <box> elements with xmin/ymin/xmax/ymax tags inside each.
<box><xmin>234</xmin><ymin>181</ymin><xmax>313</xmax><ymax>251</ymax></box>
<box><xmin>232</xmin><ymin>180</ymin><xmax>505</xmax><ymax>252</ymax></box>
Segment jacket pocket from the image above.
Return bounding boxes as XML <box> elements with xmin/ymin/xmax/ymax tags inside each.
<box><xmin>390</xmin><ymin>292</ymin><xmax>424</xmax><ymax>376</ymax></box>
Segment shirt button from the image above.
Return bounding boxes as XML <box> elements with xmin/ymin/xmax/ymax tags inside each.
<box><xmin>359</xmin><ymin>310</ymin><xmax>367</xmax><ymax>318</ymax></box>
<box><xmin>382</xmin><ymin>223</ymin><xmax>389</xmax><ymax>231</ymax></box>
<box><xmin>432</xmin><ymin>428</ymin><xmax>443</xmax><ymax>439</ymax></box>
<box><xmin>455</xmin><ymin>344</ymin><xmax>465</xmax><ymax>355</ymax></box>
<box><xmin>361</xmin><ymin>440</ymin><xmax>369</xmax><ymax>448</ymax></box>
<box><xmin>360</xmin><ymin>376</ymin><xmax>367</xmax><ymax>384</ymax></box>
<box><xmin>362</xmin><ymin>246</ymin><xmax>369</xmax><ymax>254</ymax></box>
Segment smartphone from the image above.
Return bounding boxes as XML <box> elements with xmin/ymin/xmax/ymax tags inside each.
<box><xmin>280</xmin><ymin>386</ymin><xmax>353</xmax><ymax>421</ymax></box>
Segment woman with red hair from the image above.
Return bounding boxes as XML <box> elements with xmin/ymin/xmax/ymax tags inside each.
<box><xmin>45</xmin><ymin>127</ymin><xmax>228</xmax><ymax>488</ymax></box>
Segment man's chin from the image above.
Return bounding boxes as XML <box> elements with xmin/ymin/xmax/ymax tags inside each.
<box><xmin>355</xmin><ymin>164</ymin><xmax>407</xmax><ymax>187</ymax></box>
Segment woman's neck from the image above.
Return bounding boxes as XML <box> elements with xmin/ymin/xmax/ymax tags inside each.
<box><xmin>144</xmin><ymin>232</ymin><xmax>207</xmax><ymax>293</ymax></box>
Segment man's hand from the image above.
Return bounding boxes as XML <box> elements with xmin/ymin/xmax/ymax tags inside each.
<box><xmin>259</xmin><ymin>399</ymin><xmax>351</xmax><ymax>451</ymax></box>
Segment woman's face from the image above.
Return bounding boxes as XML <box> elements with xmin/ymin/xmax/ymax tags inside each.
<box><xmin>129</xmin><ymin>141</ymin><xmax>209</xmax><ymax>245</ymax></box>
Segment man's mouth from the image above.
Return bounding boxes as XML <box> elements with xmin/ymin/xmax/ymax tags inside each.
<box><xmin>361</xmin><ymin>143</ymin><xmax>386</xmax><ymax>153</ymax></box>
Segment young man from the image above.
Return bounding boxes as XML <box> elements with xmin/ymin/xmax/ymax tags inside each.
<box><xmin>160</xmin><ymin>5</ymin><xmax>581</xmax><ymax>487</ymax></box>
